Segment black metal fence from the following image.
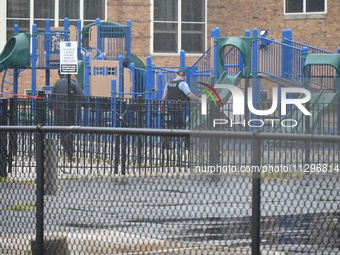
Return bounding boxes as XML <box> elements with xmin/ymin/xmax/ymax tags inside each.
<box><xmin>0</xmin><ymin>126</ymin><xmax>339</xmax><ymax>255</ymax></box>
<box><xmin>1</xmin><ymin>92</ymin><xmax>339</xmax><ymax>134</ymax></box>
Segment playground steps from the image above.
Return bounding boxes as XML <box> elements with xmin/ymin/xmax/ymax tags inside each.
<box><xmin>260</xmin><ymin>75</ymin><xmax>329</xmax><ymax>93</ymax></box>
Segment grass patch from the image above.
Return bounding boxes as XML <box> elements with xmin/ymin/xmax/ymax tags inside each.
<box><xmin>0</xmin><ymin>177</ymin><xmax>36</xmax><ymax>186</ymax></box>
<box><xmin>7</xmin><ymin>201</ymin><xmax>36</xmax><ymax>211</ymax></box>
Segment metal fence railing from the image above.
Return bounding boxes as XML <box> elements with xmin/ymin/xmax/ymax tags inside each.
<box><xmin>0</xmin><ymin>126</ymin><xmax>339</xmax><ymax>255</ymax></box>
<box><xmin>2</xmin><ymin>93</ymin><xmax>339</xmax><ymax>134</ymax></box>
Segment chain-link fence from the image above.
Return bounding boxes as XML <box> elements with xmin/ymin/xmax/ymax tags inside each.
<box><xmin>0</xmin><ymin>126</ymin><xmax>339</xmax><ymax>255</ymax></box>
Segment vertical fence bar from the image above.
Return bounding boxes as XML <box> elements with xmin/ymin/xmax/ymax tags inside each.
<box><xmin>121</xmin><ymin>100</ymin><xmax>127</xmax><ymax>175</ymax></box>
<box><xmin>31</xmin><ymin>24</ymin><xmax>38</xmax><ymax>96</ymax></box>
<box><xmin>35</xmin><ymin>126</ymin><xmax>45</xmax><ymax>255</ymax></box>
<box><xmin>251</xmin><ymin>133</ymin><xmax>261</xmax><ymax>255</ymax></box>
<box><xmin>0</xmin><ymin>98</ymin><xmax>8</xmax><ymax>178</ymax></box>
<box><xmin>36</xmin><ymin>91</ymin><xmax>46</xmax><ymax>125</ymax></box>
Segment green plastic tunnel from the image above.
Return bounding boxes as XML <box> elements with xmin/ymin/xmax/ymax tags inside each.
<box><xmin>0</xmin><ymin>33</ymin><xmax>31</xmax><ymax>73</ymax></box>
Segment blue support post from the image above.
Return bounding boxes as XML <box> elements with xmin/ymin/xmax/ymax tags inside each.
<box><xmin>280</xmin><ymin>29</ymin><xmax>287</xmax><ymax>118</ymax></box>
<box><xmin>180</xmin><ymin>50</ymin><xmax>185</xmax><ymax>70</ymax></box>
<box><xmin>13</xmin><ymin>25</ymin><xmax>19</xmax><ymax>95</ymax></box>
<box><xmin>213</xmin><ymin>27</ymin><xmax>220</xmax><ymax>83</ymax></box>
<box><xmin>190</xmin><ymin>65</ymin><xmax>198</xmax><ymax>95</ymax></box>
<box><xmin>45</xmin><ymin>19</ymin><xmax>51</xmax><ymax>86</ymax></box>
<box><xmin>14</xmin><ymin>24</ymin><xmax>19</xmax><ymax>34</ymax></box>
<box><xmin>244</xmin><ymin>29</ymin><xmax>251</xmax><ymax>128</ymax></box>
<box><xmin>146</xmin><ymin>56</ymin><xmax>153</xmax><ymax>98</ymax></box>
<box><xmin>151</xmin><ymin>62</ymin><xmax>156</xmax><ymax>98</ymax></box>
<box><xmin>252</xmin><ymin>28</ymin><xmax>260</xmax><ymax>130</ymax></box>
<box><xmin>185</xmin><ymin>66</ymin><xmax>191</xmax><ymax>89</ymax></box>
<box><xmin>45</xmin><ymin>19</ymin><xmax>51</xmax><ymax>69</ymax></box>
<box><xmin>31</xmin><ymin>24</ymin><xmax>38</xmax><ymax>96</ymax></box>
<box><xmin>157</xmin><ymin>72</ymin><xmax>163</xmax><ymax>100</ymax></box>
<box><xmin>77</xmin><ymin>19</ymin><xmax>82</xmax><ymax>59</ymax></box>
<box><xmin>146</xmin><ymin>56</ymin><xmax>153</xmax><ymax>128</ymax></box>
<box><xmin>83</xmin><ymin>55</ymin><xmax>91</xmax><ymax>127</ymax></box>
<box><xmin>302</xmin><ymin>47</ymin><xmax>309</xmax><ymax>87</ymax></box>
<box><xmin>157</xmin><ymin>72</ymin><xmax>163</xmax><ymax>129</ymax></box>
<box><xmin>84</xmin><ymin>53</ymin><xmax>91</xmax><ymax>96</ymax></box>
<box><xmin>240</xmin><ymin>30</ymin><xmax>250</xmax><ymax>73</ymax></box>
<box><xmin>245</xmin><ymin>29</ymin><xmax>250</xmax><ymax>37</ymax></box>
<box><xmin>64</xmin><ymin>18</ymin><xmax>69</xmax><ymax>41</ymax></box>
<box><xmin>285</xmin><ymin>29</ymin><xmax>293</xmax><ymax>78</ymax></box>
<box><xmin>118</xmin><ymin>55</ymin><xmax>124</xmax><ymax>95</ymax></box>
<box><xmin>96</xmin><ymin>18</ymin><xmax>101</xmax><ymax>52</ymax></box>
<box><xmin>129</xmin><ymin>62</ymin><xmax>136</xmax><ymax>98</ymax></box>
<box><xmin>126</xmin><ymin>20</ymin><xmax>132</xmax><ymax>59</ymax></box>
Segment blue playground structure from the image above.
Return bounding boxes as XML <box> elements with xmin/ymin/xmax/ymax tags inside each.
<box><xmin>0</xmin><ymin>18</ymin><xmax>340</xmax><ymax>133</ymax></box>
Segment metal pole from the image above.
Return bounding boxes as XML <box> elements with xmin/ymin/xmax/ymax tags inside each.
<box><xmin>251</xmin><ymin>134</ymin><xmax>261</xmax><ymax>255</ymax></box>
<box><xmin>36</xmin><ymin>126</ymin><xmax>45</xmax><ymax>255</ymax></box>
<box><xmin>67</xmin><ymin>74</ymin><xmax>71</xmax><ymax>126</ymax></box>
<box><xmin>0</xmin><ymin>98</ymin><xmax>8</xmax><ymax>177</ymax></box>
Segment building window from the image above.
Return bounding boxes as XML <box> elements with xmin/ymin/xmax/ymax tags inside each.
<box><xmin>152</xmin><ymin>0</ymin><xmax>206</xmax><ymax>55</ymax></box>
<box><xmin>5</xmin><ymin>0</ymin><xmax>106</xmax><ymax>41</ymax></box>
<box><xmin>285</xmin><ymin>0</ymin><xmax>326</xmax><ymax>14</ymax></box>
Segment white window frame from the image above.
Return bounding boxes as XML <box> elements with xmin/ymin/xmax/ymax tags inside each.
<box><xmin>1</xmin><ymin>0</ymin><xmax>107</xmax><ymax>49</ymax></box>
<box><xmin>150</xmin><ymin>0</ymin><xmax>207</xmax><ymax>57</ymax></box>
<box><xmin>0</xmin><ymin>1</ymin><xmax>7</xmax><ymax>49</ymax></box>
<box><xmin>284</xmin><ymin>0</ymin><xmax>327</xmax><ymax>20</ymax></box>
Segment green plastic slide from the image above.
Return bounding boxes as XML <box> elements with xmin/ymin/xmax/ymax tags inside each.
<box><xmin>0</xmin><ymin>33</ymin><xmax>31</xmax><ymax>73</ymax></box>
<box><xmin>274</xmin><ymin>90</ymin><xmax>340</xmax><ymax>133</ymax></box>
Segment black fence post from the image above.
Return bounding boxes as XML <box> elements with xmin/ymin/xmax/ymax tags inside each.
<box><xmin>36</xmin><ymin>91</ymin><xmax>46</xmax><ymax>126</ymax></box>
<box><xmin>304</xmin><ymin>100</ymin><xmax>311</xmax><ymax>172</ymax></box>
<box><xmin>137</xmin><ymin>96</ymin><xmax>143</xmax><ymax>166</ymax></box>
<box><xmin>121</xmin><ymin>100</ymin><xmax>127</xmax><ymax>175</ymax></box>
<box><xmin>251</xmin><ymin>132</ymin><xmax>261</xmax><ymax>255</ymax></box>
<box><xmin>0</xmin><ymin>98</ymin><xmax>8</xmax><ymax>178</ymax></box>
<box><xmin>114</xmin><ymin>99</ymin><xmax>121</xmax><ymax>174</ymax></box>
<box><xmin>35</xmin><ymin>125</ymin><xmax>45</xmax><ymax>255</ymax></box>
<box><xmin>8</xmin><ymin>97</ymin><xmax>18</xmax><ymax>173</ymax></box>
<box><xmin>209</xmin><ymin>101</ymin><xmax>221</xmax><ymax>167</ymax></box>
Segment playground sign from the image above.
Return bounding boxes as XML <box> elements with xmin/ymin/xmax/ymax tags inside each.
<box><xmin>60</xmin><ymin>41</ymin><xmax>78</xmax><ymax>74</ymax></box>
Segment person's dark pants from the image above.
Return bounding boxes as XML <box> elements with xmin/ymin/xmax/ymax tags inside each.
<box><xmin>61</xmin><ymin>133</ymin><xmax>74</xmax><ymax>159</ymax></box>
<box><xmin>55</xmin><ymin>109</ymin><xmax>76</xmax><ymax>159</ymax></box>
<box><xmin>163</xmin><ymin>103</ymin><xmax>190</xmax><ymax>149</ymax></box>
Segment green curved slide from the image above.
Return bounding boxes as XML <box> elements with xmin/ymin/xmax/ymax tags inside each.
<box><xmin>0</xmin><ymin>33</ymin><xmax>31</xmax><ymax>73</ymax></box>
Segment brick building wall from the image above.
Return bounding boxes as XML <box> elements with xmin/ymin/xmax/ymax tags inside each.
<box><xmin>105</xmin><ymin>0</ymin><xmax>340</xmax><ymax>67</ymax></box>
<box><xmin>2</xmin><ymin>0</ymin><xmax>339</xmax><ymax>96</ymax></box>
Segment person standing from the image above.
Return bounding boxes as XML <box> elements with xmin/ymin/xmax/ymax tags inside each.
<box><xmin>161</xmin><ymin>69</ymin><xmax>201</xmax><ymax>152</ymax></box>
<box><xmin>161</xmin><ymin>69</ymin><xmax>201</xmax><ymax>129</ymax></box>
<box><xmin>50</xmin><ymin>74</ymin><xmax>88</xmax><ymax>160</ymax></box>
